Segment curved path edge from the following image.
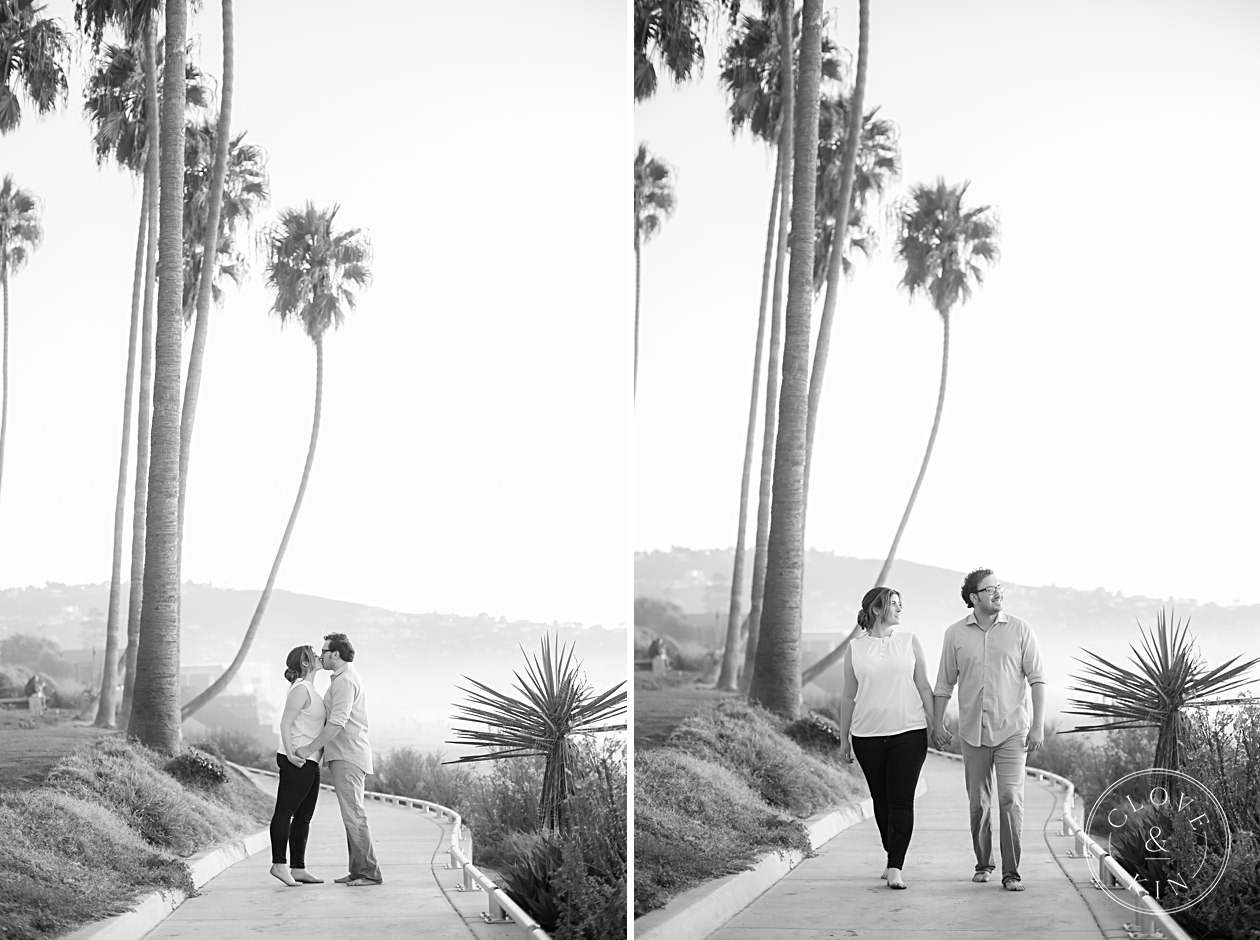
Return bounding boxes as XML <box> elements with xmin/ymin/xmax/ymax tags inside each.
<box><xmin>633</xmin><ymin>776</ymin><xmax>928</xmax><ymax>940</ymax></box>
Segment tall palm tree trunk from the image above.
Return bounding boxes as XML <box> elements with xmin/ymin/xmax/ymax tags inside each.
<box><xmin>874</xmin><ymin>308</ymin><xmax>950</xmax><ymax>588</ymax></box>
<box><xmin>131</xmin><ymin>0</ymin><xmax>188</xmax><ymax>756</ymax></box>
<box><xmin>96</xmin><ymin>184</ymin><xmax>147</xmax><ymax>728</ymax></box>
<box><xmin>741</xmin><ymin>114</ymin><xmax>793</xmax><ymax>694</ymax></box>
<box><xmin>121</xmin><ymin>21</ymin><xmax>161</xmax><ymax>730</ymax></box>
<box><xmin>183</xmin><ymin>333</ymin><xmax>324</xmax><ymax>720</ymax></box>
<box><xmin>750</xmin><ymin>0</ymin><xmax>823</xmax><ymax>719</ymax></box>
<box><xmin>633</xmin><ymin>222</ymin><xmax>640</xmax><ymax>396</ymax></box>
<box><xmin>802</xmin><ymin>0</ymin><xmax>868</xmax><ymax>506</ymax></box>
<box><xmin>178</xmin><ymin>0</ymin><xmax>233</xmax><ymax>534</ymax></box>
<box><xmin>717</xmin><ymin>153</ymin><xmax>781</xmax><ymax>692</ymax></box>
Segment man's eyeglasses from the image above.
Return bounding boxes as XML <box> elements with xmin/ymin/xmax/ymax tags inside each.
<box><xmin>975</xmin><ymin>585</ymin><xmax>1004</xmax><ymax>597</ymax></box>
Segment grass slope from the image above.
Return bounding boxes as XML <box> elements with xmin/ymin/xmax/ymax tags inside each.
<box><xmin>0</xmin><ymin>736</ymin><xmax>272</xmax><ymax>940</ymax></box>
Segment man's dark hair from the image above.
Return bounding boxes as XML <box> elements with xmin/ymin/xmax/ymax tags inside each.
<box><xmin>324</xmin><ymin>632</ymin><xmax>355</xmax><ymax>662</ymax></box>
<box><xmin>961</xmin><ymin>568</ymin><xmax>994</xmax><ymax>609</ymax></box>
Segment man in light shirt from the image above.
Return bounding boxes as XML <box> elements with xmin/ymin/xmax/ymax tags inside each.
<box><xmin>295</xmin><ymin>632</ymin><xmax>382</xmax><ymax>886</ymax></box>
<box><xmin>933</xmin><ymin>569</ymin><xmax>1046</xmax><ymax>892</ymax></box>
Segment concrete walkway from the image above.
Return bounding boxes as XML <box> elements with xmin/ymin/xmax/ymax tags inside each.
<box><xmin>141</xmin><ymin>776</ymin><xmax>478</xmax><ymax>940</ymax></box>
<box><xmin>707</xmin><ymin>753</ymin><xmax>1136</xmax><ymax>940</ymax></box>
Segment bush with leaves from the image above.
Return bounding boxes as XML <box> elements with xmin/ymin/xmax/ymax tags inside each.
<box><xmin>785</xmin><ymin>711</ymin><xmax>846</xmax><ymax>752</ymax></box>
<box><xmin>164</xmin><ymin>748</ymin><xmax>228</xmax><ymax>788</ymax></box>
<box><xmin>192</xmin><ymin>728</ymin><xmax>272</xmax><ymax>770</ymax></box>
<box><xmin>373</xmin><ymin>747</ymin><xmax>474</xmax><ymax>813</ymax></box>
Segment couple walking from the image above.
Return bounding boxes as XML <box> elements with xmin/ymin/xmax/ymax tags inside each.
<box><xmin>268</xmin><ymin>632</ymin><xmax>383</xmax><ymax>888</ymax></box>
<box><xmin>837</xmin><ymin>568</ymin><xmax>1046</xmax><ymax>893</ymax></box>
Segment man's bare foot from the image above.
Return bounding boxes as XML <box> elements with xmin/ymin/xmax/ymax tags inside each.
<box><xmin>1002</xmin><ymin>876</ymin><xmax>1025</xmax><ymax>891</ymax></box>
<box><xmin>269</xmin><ymin>863</ymin><xmax>299</xmax><ymax>887</ymax></box>
<box><xmin>972</xmin><ymin>871</ymin><xmax>991</xmax><ymax>883</ymax></box>
<box><xmin>291</xmin><ymin>869</ymin><xmax>323</xmax><ymax>884</ymax></box>
<box><xmin>887</xmin><ymin>867</ymin><xmax>907</xmax><ymax>889</ymax></box>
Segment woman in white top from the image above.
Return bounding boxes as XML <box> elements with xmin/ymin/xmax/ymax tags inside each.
<box><xmin>837</xmin><ymin>587</ymin><xmax>948</xmax><ymax>889</ymax></box>
<box><xmin>269</xmin><ymin>645</ymin><xmax>327</xmax><ymax>887</ymax></box>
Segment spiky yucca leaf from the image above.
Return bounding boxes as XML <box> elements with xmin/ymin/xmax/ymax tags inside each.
<box><xmin>1063</xmin><ymin>608</ymin><xmax>1259</xmax><ymax>770</ymax></box>
<box><xmin>447</xmin><ymin>635</ymin><xmax>627</xmax><ymax>831</ymax></box>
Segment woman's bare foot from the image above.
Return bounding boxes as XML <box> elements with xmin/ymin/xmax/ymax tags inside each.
<box><xmin>290</xmin><ymin>869</ymin><xmax>323</xmax><ymax>884</ymax></box>
<box><xmin>269</xmin><ymin>863</ymin><xmax>300</xmax><ymax>886</ymax></box>
<box><xmin>880</xmin><ymin>867</ymin><xmax>889</xmax><ymax>880</ymax></box>
<box><xmin>886</xmin><ymin>867</ymin><xmax>907</xmax><ymax>889</ymax></box>
<box><xmin>972</xmin><ymin>870</ymin><xmax>991</xmax><ymax>883</ymax></box>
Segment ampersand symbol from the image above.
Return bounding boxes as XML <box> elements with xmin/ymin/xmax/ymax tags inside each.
<box><xmin>1145</xmin><ymin>827</ymin><xmax>1169</xmax><ymax>854</ymax></box>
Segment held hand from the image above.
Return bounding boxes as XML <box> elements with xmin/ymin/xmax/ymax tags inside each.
<box><xmin>1025</xmin><ymin>727</ymin><xmax>1044</xmax><ymax>752</ymax></box>
<box><xmin>931</xmin><ymin>725</ymin><xmax>952</xmax><ymax>750</ymax></box>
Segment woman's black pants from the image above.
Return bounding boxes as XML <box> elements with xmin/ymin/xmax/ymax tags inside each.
<box><xmin>270</xmin><ymin>754</ymin><xmax>321</xmax><ymax>867</ymax></box>
<box><xmin>851</xmin><ymin>728</ymin><xmax>928</xmax><ymax>870</ymax></box>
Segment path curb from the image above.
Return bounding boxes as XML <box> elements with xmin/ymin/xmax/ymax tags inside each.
<box><xmin>634</xmin><ymin>776</ymin><xmax>927</xmax><ymax>940</ymax></box>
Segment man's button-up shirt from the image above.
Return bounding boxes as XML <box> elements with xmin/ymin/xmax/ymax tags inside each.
<box><xmin>322</xmin><ymin>662</ymin><xmax>374</xmax><ymax>775</ymax></box>
<box><xmin>934</xmin><ymin>611</ymin><xmax>1046</xmax><ymax>748</ymax></box>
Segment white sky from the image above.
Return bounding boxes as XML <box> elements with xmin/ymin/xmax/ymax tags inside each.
<box><xmin>635</xmin><ymin>0</ymin><xmax>1260</xmax><ymax>606</ymax></box>
<box><xmin>1</xmin><ymin>0</ymin><xmax>630</xmax><ymax>628</ymax></box>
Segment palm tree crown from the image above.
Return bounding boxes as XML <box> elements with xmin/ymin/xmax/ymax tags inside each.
<box><xmin>813</xmin><ymin>98</ymin><xmax>900</xmax><ymax>290</ymax></box>
<box><xmin>0</xmin><ymin>174</ymin><xmax>42</xmax><ymax>271</ymax></box>
<box><xmin>896</xmin><ymin>178</ymin><xmax>1000</xmax><ymax>317</ymax></box>
<box><xmin>182</xmin><ymin>120</ymin><xmax>269</xmax><ymax>316</ymax></box>
<box><xmin>634</xmin><ymin>0</ymin><xmax>734</xmax><ymax>102</ymax></box>
<box><xmin>720</xmin><ymin>8</ymin><xmax>844</xmax><ymax>144</ymax></box>
<box><xmin>265</xmin><ymin>203</ymin><xmax>371</xmax><ymax>341</ymax></box>
<box><xmin>0</xmin><ymin>0</ymin><xmax>70</xmax><ymax>134</ymax></box>
<box><xmin>83</xmin><ymin>38</ymin><xmax>209</xmax><ymax>174</ymax></box>
<box><xmin>634</xmin><ymin>143</ymin><xmax>677</xmax><ymax>244</ymax></box>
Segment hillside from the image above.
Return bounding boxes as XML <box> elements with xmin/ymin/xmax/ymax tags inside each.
<box><xmin>635</xmin><ymin>548</ymin><xmax>1260</xmax><ymax>720</ymax></box>
<box><xmin>0</xmin><ymin>582</ymin><xmax>626</xmax><ymax>753</ymax></box>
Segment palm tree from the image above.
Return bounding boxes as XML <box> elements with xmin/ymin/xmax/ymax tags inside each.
<box><xmin>716</xmin><ymin>4</ymin><xmax>842</xmax><ymax>692</ymax></box>
<box><xmin>180</xmin><ymin>121</ymin><xmax>268</xmax><ymax>321</ymax></box>
<box><xmin>0</xmin><ymin>0</ymin><xmax>69</xmax><ymax>134</ymax></box>
<box><xmin>181</xmin><ymin>203</ymin><xmax>370</xmax><ymax>721</ymax></box>
<box><xmin>178</xmin><ymin>0</ymin><xmax>235</xmax><ymax>543</ymax></box>
<box><xmin>129</xmin><ymin>0</ymin><xmax>190</xmax><ymax>755</ymax></box>
<box><xmin>748</xmin><ymin>0</ymin><xmax>823</xmax><ymax>719</ymax></box>
<box><xmin>1063</xmin><ymin>609</ymin><xmax>1259</xmax><ymax>771</ymax></box>
<box><xmin>633</xmin><ymin>143</ymin><xmax>676</xmax><ymax>394</ymax></box>
<box><xmin>873</xmin><ymin>179</ymin><xmax>999</xmax><ymax>589</ymax></box>
<box><xmin>633</xmin><ymin>0</ymin><xmax>714</xmax><ymax>102</ymax></box>
<box><xmin>447</xmin><ymin>635</ymin><xmax>627</xmax><ymax>832</ymax></box>
<box><xmin>83</xmin><ymin>36</ymin><xmax>208</xmax><ymax>728</ymax></box>
<box><xmin>0</xmin><ymin>175</ymin><xmax>42</xmax><ymax>512</ymax></box>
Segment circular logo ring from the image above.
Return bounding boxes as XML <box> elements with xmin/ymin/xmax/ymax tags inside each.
<box><xmin>1084</xmin><ymin>768</ymin><xmax>1231</xmax><ymax>914</ymax></box>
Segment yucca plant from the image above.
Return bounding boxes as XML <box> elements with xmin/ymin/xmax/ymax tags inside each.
<box><xmin>1063</xmin><ymin>608</ymin><xmax>1259</xmax><ymax>771</ymax></box>
<box><xmin>448</xmin><ymin>635</ymin><xmax>627</xmax><ymax>832</ymax></box>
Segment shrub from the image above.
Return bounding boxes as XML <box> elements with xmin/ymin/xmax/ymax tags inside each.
<box><xmin>192</xmin><ymin>728</ymin><xmax>273</xmax><ymax>770</ymax></box>
<box><xmin>497</xmin><ymin>831</ymin><xmax>566</xmax><ymax>930</ymax></box>
<box><xmin>666</xmin><ymin>700</ymin><xmax>858</xmax><ymax>817</ymax></box>
<box><xmin>1175</xmin><ymin>829</ymin><xmax>1260</xmax><ymax>940</ymax></box>
<box><xmin>551</xmin><ymin>739</ymin><xmax>628</xmax><ymax>940</ymax></box>
<box><xmin>465</xmin><ymin>757</ymin><xmax>545</xmax><ymax>867</ymax></box>
<box><xmin>785</xmin><ymin>711</ymin><xmax>846</xmax><ymax>753</ymax></box>
<box><xmin>373</xmin><ymin>747</ymin><xmax>474</xmax><ymax>813</ymax></box>
<box><xmin>164</xmin><ymin>748</ymin><xmax>229</xmax><ymax>788</ymax></box>
<box><xmin>635</xmin><ymin>748</ymin><xmax>811</xmax><ymax>917</ymax></box>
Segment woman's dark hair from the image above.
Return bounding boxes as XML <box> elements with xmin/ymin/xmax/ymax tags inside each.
<box><xmin>323</xmin><ymin>632</ymin><xmax>355</xmax><ymax>662</ymax></box>
<box><xmin>284</xmin><ymin>646</ymin><xmax>317</xmax><ymax>683</ymax></box>
<box><xmin>961</xmin><ymin>568</ymin><xmax>993</xmax><ymax>609</ymax></box>
<box><xmin>856</xmin><ymin>587</ymin><xmax>900</xmax><ymax>631</ymax></box>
